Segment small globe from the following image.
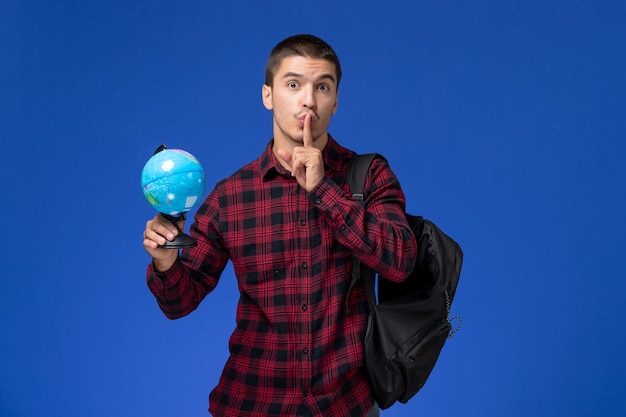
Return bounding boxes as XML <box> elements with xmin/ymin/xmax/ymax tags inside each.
<box><xmin>141</xmin><ymin>148</ymin><xmax>206</xmax><ymax>216</ymax></box>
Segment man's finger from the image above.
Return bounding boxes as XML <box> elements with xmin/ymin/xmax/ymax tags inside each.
<box><xmin>303</xmin><ymin>113</ymin><xmax>313</xmax><ymax>148</ymax></box>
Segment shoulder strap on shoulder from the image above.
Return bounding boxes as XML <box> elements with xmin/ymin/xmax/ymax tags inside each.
<box><xmin>346</xmin><ymin>153</ymin><xmax>379</xmax><ymax>200</ymax></box>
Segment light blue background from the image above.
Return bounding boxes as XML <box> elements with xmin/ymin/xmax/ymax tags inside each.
<box><xmin>2</xmin><ymin>1</ymin><xmax>625</xmax><ymax>416</ymax></box>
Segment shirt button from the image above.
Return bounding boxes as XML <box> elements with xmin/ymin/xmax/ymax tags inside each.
<box><xmin>340</xmin><ymin>225</ymin><xmax>346</xmax><ymax>230</ymax></box>
<box><xmin>302</xmin><ymin>348</ymin><xmax>309</xmax><ymax>354</ymax></box>
<box><xmin>301</xmin><ymin>263</ymin><xmax>308</xmax><ymax>269</ymax></box>
<box><xmin>300</xmin><ymin>220</ymin><xmax>306</xmax><ymax>226</ymax></box>
<box><xmin>315</xmin><ymin>198</ymin><xmax>321</xmax><ymax>204</ymax></box>
<box><xmin>301</xmin><ymin>304</ymin><xmax>308</xmax><ymax>311</ymax></box>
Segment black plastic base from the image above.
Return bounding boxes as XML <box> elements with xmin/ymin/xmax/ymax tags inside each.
<box><xmin>158</xmin><ymin>212</ymin><xmax>196</xmax><ymax>249</ymax></box>
<box><xmin>159</xmin><ymin>233</ymin><xmax>197</xmax><ymax>249</ymax></box>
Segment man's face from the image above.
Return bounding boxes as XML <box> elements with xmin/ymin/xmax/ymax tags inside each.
<box><xmin>262</xmin><ymin>56</ymin><xmax>339</xmax><ymax>150</ymax></box>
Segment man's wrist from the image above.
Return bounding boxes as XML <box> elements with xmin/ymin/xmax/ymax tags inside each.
<box><xmin>152</xmin><ymin>254</ymin><xmax>178</xmax><ymax>274</ymax></box>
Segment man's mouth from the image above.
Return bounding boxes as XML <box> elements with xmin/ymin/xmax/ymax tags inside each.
<box><xmin>297</xmin><ymin>113</ymin><xmax>317</xmax><ymax>125</ymax></box>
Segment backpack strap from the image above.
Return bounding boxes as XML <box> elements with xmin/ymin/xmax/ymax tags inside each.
<box><xmin>346</xmin><ymin>153</ymin><xmax>380</xmax><ymax>310</ymax></box>
<box><xmin>346</xmin><ymin>153</ymin><xmax>378</xmax><ymax>201</ymax></box>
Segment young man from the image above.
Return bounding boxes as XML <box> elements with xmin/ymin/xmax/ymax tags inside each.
<box><xmin>143</xmin><ymin>34</ymin><xmax>417</xmax><ymax>417</ymax></box>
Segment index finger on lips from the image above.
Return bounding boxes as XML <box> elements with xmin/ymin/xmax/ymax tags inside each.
<box><xmin>303</xmin><ymin>113</ymin><xmax>313</xmax><ymax>148</ymax></box>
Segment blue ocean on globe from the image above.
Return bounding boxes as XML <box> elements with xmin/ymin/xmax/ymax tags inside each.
<box><xmin>141</xmin><ymin>149</ymin><xmax>206</xmax><ymax>216</ymax></box>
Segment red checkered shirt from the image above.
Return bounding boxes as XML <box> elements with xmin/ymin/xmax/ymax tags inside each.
<box><xmin>147</xmin><ymin>136</ymin><xmax>417</xmax><ymax>417</ymax></box>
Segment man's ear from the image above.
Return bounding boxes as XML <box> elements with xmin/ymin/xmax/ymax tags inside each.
<box><xmin>332</xmin><ymin>89</ymin><xmax>339</xmax><ymax>115</ymax></box>
<box><xmin>262</xmin><ymin>84</ymin><xmax>273</xmax><ymax>110</ymax></box>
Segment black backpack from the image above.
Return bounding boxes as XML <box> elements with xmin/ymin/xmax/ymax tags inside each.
<box><xmin>346</xmin><ymin>153</ymin><xmax>463</xmax><ymax>410</ymax></box>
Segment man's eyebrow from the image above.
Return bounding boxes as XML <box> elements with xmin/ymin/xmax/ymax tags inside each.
<box><xmin>317</xmin><ymin>73</ymin><xmax>337</xmax><ymax>84</ymax></box>
<box><xmin>282</xmin><ymin>72</ymin><xmax>337</xmax><ymax>84</ymax></box>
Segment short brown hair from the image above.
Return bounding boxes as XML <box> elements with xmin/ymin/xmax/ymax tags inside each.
<box><xmin>265</xmin><ymin>34</ymin><xmax>342</xmax><ymax>88</ymax></box>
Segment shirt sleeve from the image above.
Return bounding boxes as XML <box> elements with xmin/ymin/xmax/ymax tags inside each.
<box><xmin>146</xmin><ymin>189</ymin><xmax>227</xmax><ymax>319</ymax></box>
<box><xmin>308</xmin><ymin>156</ymin><xmax>417</xmax><ymax>282</ymax></box>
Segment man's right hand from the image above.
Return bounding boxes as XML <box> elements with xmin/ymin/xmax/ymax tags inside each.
<box><xmin>143</xmin><ymin>213</ymin><xmax>184</xmax><ymax>272</ymax></box>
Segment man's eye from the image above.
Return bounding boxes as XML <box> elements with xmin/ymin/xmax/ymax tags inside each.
<box><xmin>318</xmin><ymin>84</ymin><xmax>329</xmax><ymax>91</ymax></box>
<box><xmin>288</xmin><ymin>81</ymin><xmax>299</xmax><ymax>88</ymax></box>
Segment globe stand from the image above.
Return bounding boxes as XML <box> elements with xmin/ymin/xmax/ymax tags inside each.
<box><xmin>160</xmin><ymin>213</ymin><xmax>197</xmax><ymax>249</ymax></box>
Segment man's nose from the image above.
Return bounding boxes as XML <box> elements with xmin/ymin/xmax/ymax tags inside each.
<box><xmin>302</xmin><ymin>85</ymin><xmax>316</xmax><ymax>108</ymax></box>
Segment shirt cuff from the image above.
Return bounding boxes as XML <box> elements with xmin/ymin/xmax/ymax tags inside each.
<box><xmin>147</xmin><ymin>258</ymin><xmax>183</xmax><ymax>290</ymax></box>
<box><xmin>308</xmin><ymin>176</ymin><xmax>349</xmax><ymax>209</ymax></box>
